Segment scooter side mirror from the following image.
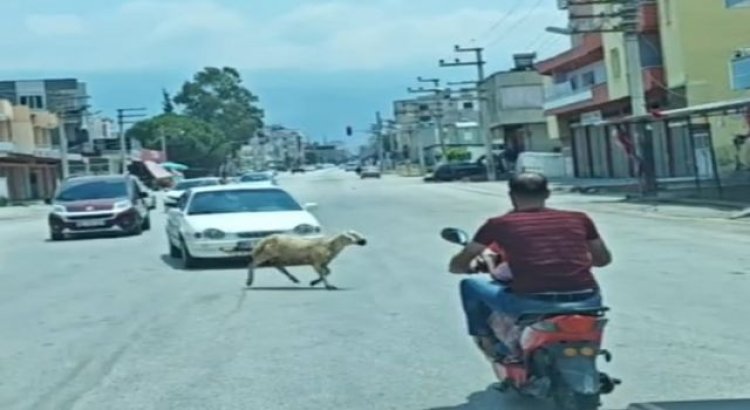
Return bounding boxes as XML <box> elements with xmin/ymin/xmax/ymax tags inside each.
<box><xmin>440</xmin><ymin>227</ymin><xmax>469</xmax><ymax>245</ymax></box>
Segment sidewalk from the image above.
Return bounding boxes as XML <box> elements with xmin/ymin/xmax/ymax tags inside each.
<box><xmin>441</xmin><ymin>180</ymin><xmax>750</xmax><ymax>222</ymax></box>
<box><xmin>0</xmin><ymin>203</ymin><xmax>50</xmax><ymax>221</ymax></box>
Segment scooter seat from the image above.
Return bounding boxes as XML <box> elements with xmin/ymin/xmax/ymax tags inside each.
<box><xmin>516</xmin><ymin>306</ymin><xmax>609</xmax><ymax>326</ymax></box>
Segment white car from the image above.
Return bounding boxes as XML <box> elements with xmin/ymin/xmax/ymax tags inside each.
<box><xmin>237</xmin><ymin>172</ymin><xmax>277</xmax><ymax>186</ymax></box>
<box><xmin>164</xmin><ymin>177</ymin><xmax>221</xmax><ymax>208</ymax></box>
<box><xmin>165</xmin><ymin>184</ymin><xmax>322</xmax><ymax>268</ymax></box>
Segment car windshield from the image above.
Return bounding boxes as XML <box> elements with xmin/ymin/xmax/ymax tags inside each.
<box><xmin>56</xmin><ymin>180</ymin><xmax>128</xmax><ymax>201</ymax></box>
<box><xmin>175</xmin><ymin>179</ymin><xmax>219</xmax><ymax>190</ymax></box>
<box><xmin>239</xmin><ymin>174</ymin><xmax>270</xmax><ymax>182</ymax></box>
<box><xmin>187</xmin><ymin>189</ymin><xmax>302</xmax><ymax>215</ymax></box>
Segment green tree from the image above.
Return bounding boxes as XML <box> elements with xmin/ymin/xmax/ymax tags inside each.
<box><xmin>126</xmin><ymin>114</ymin><xmax>230</xmax><ymax>174</ymax></box>
<box><xmin>173</xmin><ymin>67</ymin><xmax>264</xmax><ymax>151</ymax></box>
<box><xmin>162</xmin><ymin>89</ymin><xmax>174</xmax><ymax>114</ymax></box>
<box><xmin>445</xmin><ymin>147</ymin><xmax>471</xmax><ymax>162</ymax></box>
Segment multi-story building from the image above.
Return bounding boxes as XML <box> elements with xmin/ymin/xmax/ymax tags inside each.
<box><xmin>0</xmin><ymin>79</ymin><xmax>90</xmax><ymax>152</ymax></box>
<box><xmin>480</xmin><ymin>53</ymin><xmax>558</xmax><ymax>155</ymax></box>
<box><xmin>538</xmin><ymin>0</ymin><xmax>665</xmax><ymax>179</ymax></box>
<box><xmin>0</xmin><ymin>100</ymin><xmax>62</xmax><ymax>201</ymax></box>
<box><xmin>656</xmin><ymin>0</ymin><xmax>750</xmax><ymax>174</ymax></box>
<box><xmin>393</xmin><ymin>89</ymin><xmax>483</xmax><ymax>166</ymax></box>
<box><xmin>540</xmin><ymin>0</ymin><xmax>750</xmax><ymax>181</ymax></box>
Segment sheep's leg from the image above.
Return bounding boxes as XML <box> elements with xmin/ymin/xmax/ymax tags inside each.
<box><xmin>275</xmin><ymin>266</ymin><xmax>300</xmax><ymax>284</ymax></box>
<box><xmin>246</xmin><ymin>254</ymin><xmax>271</xmax><ymax>287</ymax></box>
<box><xmin>310</xmin><ymin>265</ymin><xmax>336</xmax><ymax>290</ymax></box>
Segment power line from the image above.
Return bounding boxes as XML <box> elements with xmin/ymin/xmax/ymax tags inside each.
<box><xmin>486</xmin><ymin>0</ymin><xmax>548</xmax><ymax>49</ymax></box>
<box><xmin>472</xmin><ymin>0</ymin><xmax>526</xmax><ymax>44</ymax></box>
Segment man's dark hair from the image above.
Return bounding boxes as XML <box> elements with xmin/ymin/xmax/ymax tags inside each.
<box><xmin>509</xmin><ymin>172</ymin><xmax>549</xmax><ymax>198</ymax></box>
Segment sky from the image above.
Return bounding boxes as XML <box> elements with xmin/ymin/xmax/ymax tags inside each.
<box><xmin>0</xmin><ymin>0</ymin><xmax>569</xmax><ymax>146</ymax></box>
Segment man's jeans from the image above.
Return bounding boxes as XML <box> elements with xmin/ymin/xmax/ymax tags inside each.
<box><xmin>460</xmin><ymin>275</ymin><xmax>603</xmax><ymax>337</ymax></box>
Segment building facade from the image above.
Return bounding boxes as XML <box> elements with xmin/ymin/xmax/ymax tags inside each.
<box><xmin>393</xmin><ymin>89</ymin><xmax>481</xmax><ymax>166</ymax></box>
<box><xmin>538</xmin><ymin>0</ymin><xmax>666</xmax><ymax>179</ymax></box>
<box><xmin>0</xmin><ymin>100</ymin><xmax>62</xmax><ymax>201</ymax></box>
<box><xmin>656</xmin><ymin>0</ymin><xmax>750</xmax><ymax>172</ymax></box>
<box><xmin>481</xmin><ymin>53</ymin><xmax>558</xmax><ymax>158</ymax></box>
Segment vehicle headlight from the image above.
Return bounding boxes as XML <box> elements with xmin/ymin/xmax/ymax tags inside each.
<box><xmin>114</xmin><ymin>200</ymin><xmax>132</xmax><ymax>211</ymax></box>
<box><xmin>202</xmin><ymin>228</ymin><xmax>226</xmax><ymax>240</ymax></box>
<box><xmin>52</xmin><ymin>205</ymin><xmax>66</xmax><ymax>214</ymax></box>
<box><xmin>294</xmin><ymin>224</ymin><xmax>321</xmax><ymax>235</ymax></box>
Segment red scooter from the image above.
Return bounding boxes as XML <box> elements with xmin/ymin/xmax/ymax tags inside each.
<box><xmin>441</xmin><ymin>228</ymin><xmax>620</xmax><ymax>410</ymax></box>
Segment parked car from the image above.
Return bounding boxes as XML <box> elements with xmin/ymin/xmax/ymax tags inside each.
<box><xmin>47</xmin><ymin>175</ymin><xmax>151</xmax><ymax>240</ymax></box>
<box><xmin>424</xmin><ymin>162</ymin><xmax>487</xmax><ymax>182</ymax></box>
<box><xmin>360</xmin><ymin>166</ymin><xmax>381</xmax><ymax>179</ymax></box>
<box><xmin>344</xmin><ymin>162</ymin><xmax>359</xmax><ymax>172</ymax></box>
<box><xmin>164</xmin><ymin>177</ymin><xmax>221</xmax><ymax>208</ymax></box>
<box><xmin>134</xmin><ymin>177</ymin><xmax>158</xmax><ymax>210</ymax></box>
<box><xmin>165</xmin><ymin>184</ymin><xmax>322</xmax><ymax>268</ymax></box>
<box><xmin>238</xmin><ymin>172</ymin><xmax>277</xmax><ymax>186</ymax></box>
<box><xmin>291</xmin><ymin>166</ymin><xmax>306</xmax><ymax>174</ymax></box>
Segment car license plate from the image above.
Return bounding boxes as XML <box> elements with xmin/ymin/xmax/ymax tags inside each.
<box><xmin>236</xmin><ymin>240</ymin><xmax>254</xmax><ymax>251</ymax></box>
<box><xmin>77</xmin><ymin>219</ymin><xmax>106</xmax><ymax>228</ymax></box>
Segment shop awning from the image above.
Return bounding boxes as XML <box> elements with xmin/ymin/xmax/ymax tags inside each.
<box><xmin>162</xmin><ymin>161</ymin><xmax>189</xmax><ymax>171</ymax></box>
<box><xmin>144</xmin><ymin>160</ymin><xmax>172</xmax><ymax>180</ymax></box>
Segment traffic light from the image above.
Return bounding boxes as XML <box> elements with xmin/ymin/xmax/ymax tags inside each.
<box><xmin>346</xmin><ymin>126</ymin><xmax>353</xmax><ymax>136</ymax></box>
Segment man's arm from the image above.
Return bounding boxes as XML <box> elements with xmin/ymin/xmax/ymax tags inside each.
<box><xmin>588</xmin><ymin>238</ymin><xmax>612</xmax><ymax>267</ymax></box>
<box><xmin>582</xmin><ymin>214</ymin><xmax>612</xmax><ymax>267</ymax></box>
<box><xmin>449</xmin><ymin>242</ymin><xmax>487</xmax><ymax>274</ymax></box>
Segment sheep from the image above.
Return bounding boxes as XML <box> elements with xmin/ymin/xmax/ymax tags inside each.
<box><xmin>246</xmin><ymin>230</ymin><xmax>367</xmax><ymax>290</ymax></box>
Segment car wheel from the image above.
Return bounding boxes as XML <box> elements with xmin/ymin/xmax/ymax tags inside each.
<box><xmin>50</xmin><ymin>231</ymin><xmax>64</xmax><ymax>241</ymax></box>
<box><xmin>142</xmin><ymin>215</ymin><xmax>151</xmax><ymax>231</ymax></box>
<box><xmin>128</xmin><ymin>217</ymin><xmax>143</xmax><ymax>236</ymax></box>
<box><xmin>180</xmin><ymin>238</ymin><xmax>198</xmax><ymax>269</ymax></box>
<box><xmin>169</xmin><ymin>238</ymin><xmax>181</xmax><ymax>258</ymax></box>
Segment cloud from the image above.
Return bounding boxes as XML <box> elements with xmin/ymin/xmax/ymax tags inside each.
<box><xmin>3</xmin><ymin>0</ymin><xmax>565</xmax><ymax>72</ymax></box>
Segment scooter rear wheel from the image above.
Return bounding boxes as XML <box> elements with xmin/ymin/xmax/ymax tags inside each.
<box><xmin>553</xmin><ymin>389</ymin><xmax>599</xmax><ymax>410</ymax></box>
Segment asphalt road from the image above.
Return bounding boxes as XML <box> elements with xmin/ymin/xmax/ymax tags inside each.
<box><xmin>1</xmin><ymin>170</ymin><xmax>750</xmax><ymax>410</ymax></box>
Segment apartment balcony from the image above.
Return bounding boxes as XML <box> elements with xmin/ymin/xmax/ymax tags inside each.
<box><xmin>0</xmin><ymin>141</ymin><xmax>16</xmax><ymax>153</ymax></box>
<box><xmin>543</xmin><ymin>82</ymin><xmax>609</xmax><ymax>115</ymax></box>
<box><xmin>536</xmin><ymin>34</ymin><xmax>604</xmax><ymax>75</ymax></box>
<box><xmin>33</xmin><ymin>148</ymin><xmax>61</xmax><ymax>159</ymax></box>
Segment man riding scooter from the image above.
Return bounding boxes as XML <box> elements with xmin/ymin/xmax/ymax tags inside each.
<box><xmin>448</xmin><ymin>172</ymin><xmax>613</xmax><ymax>368</ymax></box>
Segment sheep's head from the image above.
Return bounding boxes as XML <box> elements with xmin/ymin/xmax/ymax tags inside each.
<box><xmin>342</xmin><ymin>230</ymin><xmax>367</xmax><ymax>246</ymax></box>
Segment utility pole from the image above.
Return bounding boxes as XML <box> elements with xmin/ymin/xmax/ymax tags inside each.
<box><xmin>116</xmin><ymin>107</ymin><xmax>147</xmax><ymax>174</ymax></box>
<box><xmin>440</xmin><ymin>45</ymin><xmax>496</xmax><ymax>181</ymax></box>
<box><xmin>409</xmin><ymin>77</ymin><xmax>448</xmax><ymax>163</ymax></box>
<box><xmin>621</xmin><ymin>0</ymin><xmax>657</xmax><ymax>194</ymax></box>
<box><xmin>375</xmin><ymin>111</ymin><xmax>385</xmax><ymax>169</ymax></box>
<box><xmin>58</xmin><ymin>113</ymin><xmax>70</xmax><ymax>179</ymax></box>
<box><xmin>159</xmin><ymin>127</ymin><xmax>168</xmax><ymax>162</ymax></box>
<box><xmin>46</xmin><ymin>92</ymin><xmax>90</xmax><ymax>179</ymax></box>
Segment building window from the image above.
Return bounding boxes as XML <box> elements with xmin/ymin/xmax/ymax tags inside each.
<box><xmin>581</xmin><ymin>71</ymin><xmax>596</xmax><ymax>87</ymax></box>
<box><xmin>731</xmin><ymin>56</ymin><xmax>750</xmax><ymax>90</ymax></box>
<box><xmin>611</xmin><ymin>48</ymin><xmax>622</xmax><ymax>79</ymax></box>
<box><xmin>419</xmin><ymin>104</ymin><xmax>430</xmax><ymax>111</ymax></box>
<box><xmin>462</xmin><ymin>101</ymin><xmax>474</xmax><ymax>110</ymax></box>
<box><xmin>19</xmin><ymin>95</ymin><xmax>44</xmax><ymax>109</ymax></box>
<box><xmin>726</xmin><ymin>0</ymin><xmax>750</xmax><ymax>8</ymax></box>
